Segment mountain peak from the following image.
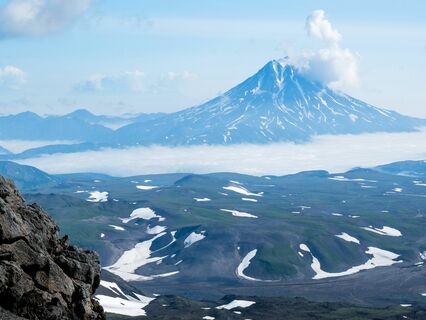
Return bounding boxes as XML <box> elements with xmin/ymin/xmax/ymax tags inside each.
<box><xmin>68</xmin><ymin>108</ymin><xmax>95</xmax><ymax>115</ymax></box>
<box><xmin>246</xmin><ymin>60</ymin><xmax>300</xmax><ymax>94</ymax></box>
<box><xmin>261</xmin><ymin>59</ymin><xmax>297</xmax><ymax>75</ymax></box>
<box><xmin>14</xmin><ymin>111</ymin><xmax>41</xmax><ymax>121</ymax></box>
<box><xmin>67</xmin><ymin>108</ymin><xmax>96</xmax><ymax>118</ymax></box>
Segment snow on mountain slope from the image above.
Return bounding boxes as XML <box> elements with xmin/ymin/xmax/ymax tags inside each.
<box><xmin>113</xmin><ymin>60</ymin><xmax>426</xmax><ymax>145</ymax></box>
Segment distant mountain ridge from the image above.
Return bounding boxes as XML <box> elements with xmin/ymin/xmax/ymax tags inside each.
<box><xmin>0</xmin><ymin>109</ymin><xmax>166</xmax><ymax>142</ymax></box>
<box><xmin>0</xmin><ymin>60</ymin><xmax>425</xmax><ymax>157</ymax></box>
<box><xmin>0</xmin><ymin>111</ymin><xmax>113</xmax><ymax>141</ymax></box>
<box><xmin>375</xmin><ymin>160</ymin><xmax>426</xmax><ymax>178</ymax></box>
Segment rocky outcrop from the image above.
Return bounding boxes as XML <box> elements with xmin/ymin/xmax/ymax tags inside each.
<box><xmin>0</xmin><ymin>176</ymin><xmax>105</xmax><ymax>319</ymax></box>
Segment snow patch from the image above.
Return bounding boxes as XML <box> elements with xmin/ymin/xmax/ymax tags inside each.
<box><xmin>184</xmin><ymin>231</ymin><xmax>206</xmax><ymax>248</ymax></box>
<box><xmin>236</xmin><ymin>249</ymin><xmax>261</xmax><ymax>281</ymax></box>
<box><xmin>136</xmin><ymin>185</ymin><xmax>159</xmax><ymax>190</ymax></box>
<box><xmin>329</xmin><ymin>176</ymin><xmax>377</xmax><ymax>183</ymax></box>
<box><xmin>109</xmin><ymin>225</ymin><xmax>125</xmax><ymax>231</ymax></box>
<box><xmin>349</xmin><ymin>114</ymin><xmax>358</xmax><ymax>122</ymax></box>
<box><xmin>335</xmin><ymin>232</ymin><xmax>360</xmax><ymax>244</ymax></box>
<box><xmin>300</xmin><ymin>244</ymin><xmax>402</xmax><ymax>279</ymax></box>
<box><xmin>146</xmin><ymin>225</ymin><xmax>167</xmax><ymax>235</ymax></box>
<box><xmin>362</xmin><ymin>226</ymin><xmax>402</xmax><ymax>237</ymax></box>
<box><xmin>223</xmin><ymin>185</ymin><xmax>263</xmax><ymax>197</ymax></box>
<box><xmin>220</xmin><ymin>209</ymin><xmax>258</xmax><ymax>218</ymax></box>
<box><xmin>121</xmin><ymin>208</ymin><xmax>163</xmax><ymax>223</ymax></box>
<box><xmin>87</xmin><ymin>191</ymin><xmax>108</xmax><ymax>202</ymax></box>
<box><xmin>104</xmin><ymin>232</ymin><xmax>179</xmax><ymax>281</ymax></box>
<box><xmin>216</xmin><ymin>300</ymin><xmax>256</xmax><ymax>310</ymax></box>
<box><xmin>194</xmin><ymin>197</ymin><xmax>211</xmax><ymax>202</ymax></box>
<box><xmin>96</xmin><ymin>281</ymin><xmax>155</xmax><ymax>316</ymax></box>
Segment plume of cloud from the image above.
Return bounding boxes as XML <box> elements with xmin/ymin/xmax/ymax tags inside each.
<box><xmin>0</xmin><ymin>65</ymin><xmax>27</xmax><ymax>89</ymax></box>
<box><xmin>301</xmin><ymin>10</ymin><xmax>360</xmax><ymax>90</ymax></box>
<box><xmin>0</xmin><ymin>0</ymin><xmax>92</xmax><ymax>38</ymax></box>
<box><xmin>305</xmin><ymin>10</ymin><xmax>341</xmax><ymax>43</ymax></box>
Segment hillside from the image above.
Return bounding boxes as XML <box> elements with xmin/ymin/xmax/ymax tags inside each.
<box><xmin>5</xmin><ymin>161</ymin><xmax>423</xmax><ymax>309</ymax></box>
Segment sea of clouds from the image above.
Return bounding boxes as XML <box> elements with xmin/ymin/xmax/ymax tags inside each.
<box><xmin>11</xmin><ymin>129</ymin><xmax>426</xmax><ymax>177</ymax></box>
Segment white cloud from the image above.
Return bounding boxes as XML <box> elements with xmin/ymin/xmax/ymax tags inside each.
<box><xmin>16</xmin><ymin>129</ymin><xmax>426</xmax><ymax>177</ymax></box>
<box><xmin>0</xmin><ymin>0</ymin><xmax>92</xmax><ymax>38</ymax></box>
<box><xmin>76</xmin><ymin>70</ymin><xmax>199</xmax><ymax>95</ymax></box>
<box><xmin>305</xmin><ymin>10</ymin><xmax>341</xmax><ymax>43</ymax></box>
<box><xmin>166</xmin><ymin>71</ymin><xmax>198</xmax><ymax>81</ymax></box>
<box><xmin>0</xmin><ymin>65</ymin><xmax>27</xmax><ymax>89</ymax></box>
<box><xmin>299</xmin><ymin>10</ymin><xmax>360</xmax><ymax>90</ymax></box>
<box><xmin>76</xmin><ymin>70</ymin><xmax>146</xmax><ymax>92</ymax></box>
<box><xmin>150</xmin><ymin>70</ymin><xmax>199</xmax><ymax>94</ymax></box>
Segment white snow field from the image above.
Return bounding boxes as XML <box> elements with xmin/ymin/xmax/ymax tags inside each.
<box><xmin>216</xmin><ymin>300</ymin><xmax>256</xmax><ymax>310</ymax></box>
<box><xmin>104</xmin><ymin>232</ymin><xmax>179</xmax><ymax>281</ymax></box>
<box><xmin>194</xmin><ymin>197</ymin><xmax>211</xmax><ymax>202</ymax></box>
<box><xmin>96</xmin><ymin>280</ymin><xmax>155</xmax><ymax>316</ymax></box>
<box><xmin>86</xmin><ymin>191</ymin><xmax>108</xmax><ymax>202</ymax></box>
<box><xmin>223</xmin><ymin>185</ymin><xmax>263</xmax><ymax>197</ymax></box>
<box><xmin>136</xmin><ymin>185</ymin><xmax>159</xmax><ymax>190</ymax></box>
<box><xmin>146</xmin><ymin>225</ymin><xmax>167</xmax><ymax>235</ymax></box>
<box><xmin>361</xmin><ymin>226</ymin><xmax>402</xmax><ymax>237</ymax></box>
<box><xmin>335</xmin><ymin>232</ymin><xmax>360</xmax><ymax>244</ymax></box>
<box><xmin>236</xmin><ymin>249</ymin><xmax>262</xmax><ymax>281</ymax></box>
<box><xmin>121</xmin><ymin>207</ymin><xmax>164</xmax><ymax>223</ymax></box>
<box><xmin>109</xmin><ymin>225</ymin><xmax>125</xmax><ymax>231</ymax></box>
<box><xmin>328</xmin><ymin>176</ymin><xmax>377</xmax><ymax>183</ymax></box>
<box><xmin>220</xmin><ymin>209</ymin><xmax>258</xmax><ymax>218</ymax></box>
<box><xmin>299</xmin><ymin>244</ymin><xmax>402</xmax><ymax>279</ymax></box>
<box><xmin>184</xmin><ymin>231</ymin><xmax>206</xmax><ymax>248</ymax></box>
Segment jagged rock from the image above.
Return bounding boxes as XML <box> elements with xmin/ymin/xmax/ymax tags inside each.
<box><xmin>0</xmin><ymin>176</ymin><xmax>105</xmax><ymax>320</ymax></box>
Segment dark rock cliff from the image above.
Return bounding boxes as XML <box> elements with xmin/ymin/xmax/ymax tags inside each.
<box><xmin>0</xmin><ymin>176</ymin><xmax>105</xmax><ymax>319</ymax></box>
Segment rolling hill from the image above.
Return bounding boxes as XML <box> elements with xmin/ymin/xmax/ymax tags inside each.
<box><xmin>2</xmin><ymin>160</ymin><xmax>424</xmax><ymax>310</ymax></box>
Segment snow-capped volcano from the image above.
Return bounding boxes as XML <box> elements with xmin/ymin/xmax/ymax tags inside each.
<box><xmin>113</xmin><ymin>60</ymin><xmax>426</xmax><ymax>145</ymax></box>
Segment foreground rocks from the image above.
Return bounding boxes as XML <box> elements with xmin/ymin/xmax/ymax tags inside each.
<box><xmin>0</xmin><ymin>176</ymin><xmax>105</xmax><ymax>319</ymax></box>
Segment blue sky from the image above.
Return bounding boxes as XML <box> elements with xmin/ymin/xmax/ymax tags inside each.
<box><xmin>0</xmin><ymin>0</ymin><xmax>425</xmax><ymax>117</ymax></box>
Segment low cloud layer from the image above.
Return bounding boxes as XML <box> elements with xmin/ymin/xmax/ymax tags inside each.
<box><xmin>14</xmin><ymin>130</ymin><xmax>426</xmax><ymax>177</ymax></box>
<box><xmin>75</xmin><ymin>70</ymin><xmax>146</xmax><ymax>93</ymax></box>
<box><xmin>299</xmin><ymin>10</ymin><xmax>360</xmax><ymax>90</ymax></box>
<box><xmin>0</xmin><ymin>0</ymin><xmax>92</xmax><ymax>38</ymax></box>
<box><xmin>0</xmin><ymin>65</ymin><xmax>26</xmax><ymax>89</ymax></box>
